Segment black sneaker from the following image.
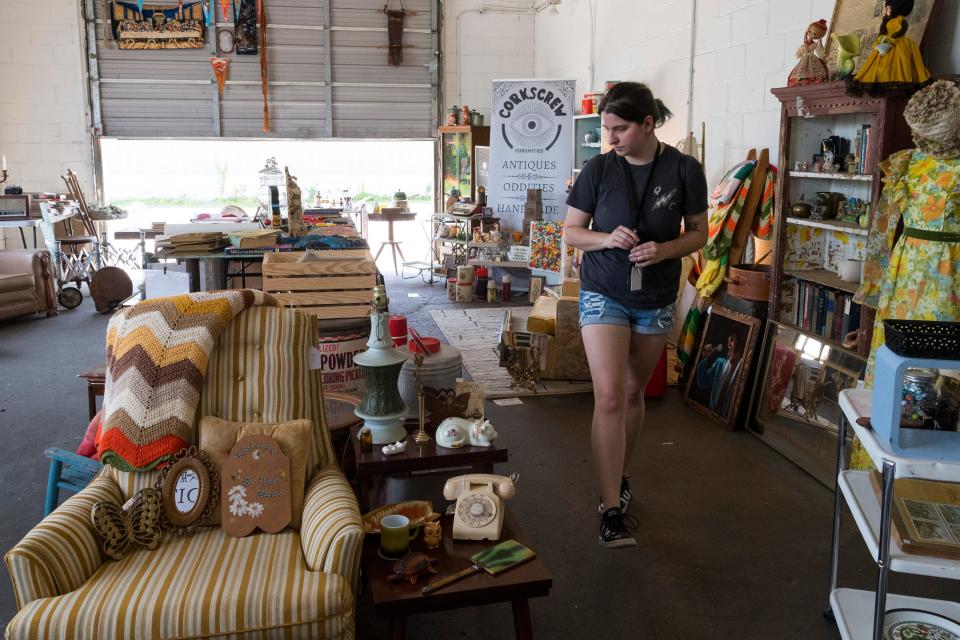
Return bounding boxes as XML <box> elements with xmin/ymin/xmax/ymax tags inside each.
<box><xmin>599</xmin><ymin>507</ymin><xmax>638</xmax><ymax>548</ymax></box>
<box><xmin>597</xmin><ymin>477</ymin><xmax>633</xmax><ymax>514</ymax></box>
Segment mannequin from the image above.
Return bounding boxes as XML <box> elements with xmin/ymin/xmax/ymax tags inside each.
<box><xmin>855</xmin><ymin>80</ymin><xmax>960</xmax><ymax>384</ymax></box>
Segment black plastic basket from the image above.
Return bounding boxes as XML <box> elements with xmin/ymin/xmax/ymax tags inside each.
<box><xmin>883</xmin><ymin>319</ymin><xmax>960</xmax><ymax>360</ymax></box>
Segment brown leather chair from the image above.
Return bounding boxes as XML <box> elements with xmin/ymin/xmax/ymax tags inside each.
<box><xmin>0</xmin><ymin>249</ymin><xmax>58</xmax><ymax>321</ymax></box>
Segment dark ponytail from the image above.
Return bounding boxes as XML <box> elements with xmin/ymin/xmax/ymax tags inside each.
<box><xmin>597</xmin><ymin>82</ymin><xmax>673</xmax><ymax>128</ymax></box>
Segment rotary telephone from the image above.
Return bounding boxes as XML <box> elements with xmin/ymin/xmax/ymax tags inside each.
<box><xmin>443</xmin><ymin>473</ymin><xmax>517</xmax><ymax>541</ymax></box>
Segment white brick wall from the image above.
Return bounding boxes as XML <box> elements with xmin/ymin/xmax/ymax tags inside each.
<box><xmin>533</xmin><ymin>0</ymin><xmax>960</xmax><ymax>188</ymax></box>
<box><xmin>442</xmin><ymin>0</ymin><xmax>536</xmax><ymax>119</ymax></box>
<box><xmin>0</xmin><ymin>0</ymin><xmax>94</xmax><ymax>249</ymax></box>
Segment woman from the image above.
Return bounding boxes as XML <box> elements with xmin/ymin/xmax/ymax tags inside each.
<box><xmin>564</xmin><ymin>82</ymin><xmax>708</xmax><ymax>548</ymax></box>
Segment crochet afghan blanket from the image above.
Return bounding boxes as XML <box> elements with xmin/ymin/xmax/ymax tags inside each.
<box><xmin>97</xmin><ymin>290</ymin><xmax>277</xmax><ymax>471</ymax></box>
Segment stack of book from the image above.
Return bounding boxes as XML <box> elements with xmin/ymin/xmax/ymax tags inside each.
<box><xmin>156</xmin><ymin>232</ymin><xmax>228</xmax><ymax>255</ymax></box>
<box><xmin>793</xmin><ymin>280</ymin><xmax>862</xmax><ymax>343</ymax></box>
<box><xmin>855</xmin><ymin>124</ymin><xmax>872</xmax><ymax>174</ymax></box>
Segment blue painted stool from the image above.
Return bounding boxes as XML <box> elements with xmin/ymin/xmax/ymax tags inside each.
<box><xmin>43</xmin><ymin>448</ymin><xmax>103</xmax><ymax>516</ymax></box>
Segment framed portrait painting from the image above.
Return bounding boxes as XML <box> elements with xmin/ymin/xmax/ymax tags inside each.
<box><xmin>684</xmin><ymin>305</ymin><xmax>761</xmax><ymax>429</ymax></box>
<box><xmin>824</xmin><ymin>0</ymin><xmax>940</xmax><ymax>76</ymax></box>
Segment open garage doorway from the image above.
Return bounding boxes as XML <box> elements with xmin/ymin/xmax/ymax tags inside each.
<box><xmin>99</xmin><ymin>138</ymin><xmax>436</xmax><ymax>279</ymax></box>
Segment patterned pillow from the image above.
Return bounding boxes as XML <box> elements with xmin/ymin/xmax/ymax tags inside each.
<box><xmin>198</xmin><ymin>417</ymin><xmax>314</xmax><ymax>529</ymax></box>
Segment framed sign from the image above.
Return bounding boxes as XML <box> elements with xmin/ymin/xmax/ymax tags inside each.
<box><xmin>154</xmin><ymin>447</ymin><xmax>219</xmax><ymax>537</ymax></box>
<box><xmin>684</xmin><ymin>305</ymin><xmax>761</xmax><ymax>429</ymax></box>
<box><xmin>221</xmin><ymin>435</ymin><xmax>292</xmax><ymax>537</ymax></box>
<box><xmin>217</xmin><ymin>29</ymin><xmax>235</xmax><ymax>55</ymax></box>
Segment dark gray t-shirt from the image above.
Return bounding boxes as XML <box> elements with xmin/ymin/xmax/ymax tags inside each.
<box><xmin>566</xmin><ymin>146</ymin><xmax>708</xmax><ymax>308</ymax></box>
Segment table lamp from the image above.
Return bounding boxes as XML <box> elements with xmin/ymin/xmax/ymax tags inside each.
<box><xmin>354</xmin><ymin>283</ymin><xmax>409</xmax><ymax>444</ymax></box>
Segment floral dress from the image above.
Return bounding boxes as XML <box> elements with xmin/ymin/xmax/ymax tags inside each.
<box><xmin>856</xmin><ymin>149</ymin><xmax>960</xmax><ymax>384</ymax></box>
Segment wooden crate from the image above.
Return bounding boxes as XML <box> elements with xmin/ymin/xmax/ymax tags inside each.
<box><xmin>262</xmin><ymin>250</ymin><xmax>377</xmax><ymax>320</ymax></box>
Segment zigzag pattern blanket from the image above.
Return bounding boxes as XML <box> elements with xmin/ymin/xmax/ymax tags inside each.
<box><xmin>97</xmin><ymin>290</ymin><xmax>277</xmax><ymax>471</ymax></box>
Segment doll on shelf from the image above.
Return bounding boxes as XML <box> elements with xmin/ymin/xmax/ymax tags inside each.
<box><xmin>855</xmin><ymin>80</ymin><xmax>960</xmax><ymax>385</ymax></box>
<box><xmin>846</xmin><ymin>0</ymin><xmax>931</xmax><ymax>97</ymax></box>
<box><xmin>788</xmin><ymin>19</ymin><xmax>829</xmax><ymax>86</ymax></box>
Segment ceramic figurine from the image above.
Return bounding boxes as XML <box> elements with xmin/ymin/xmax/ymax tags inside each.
<box><xmin>847</xmin><ymin>0</ymin><xmax>931</xmax><ymax>97</ymax></box>
<box><xmin>387</xmin><ymin>552</ymin><xmax>438</xmax><ymax>585</ymax></box>
<box><xmin>381</xmin><ymin>439</ymin><xmax>408</xmax><ymax>455</ymax></box>
<box><xmin>435</xmin><ymin>417</ymin><xmax>497</xmax><ymax>449</ymax></box>
<box><xmin>831</xmin><ymin>32</ymin><xmax>862</xmax><ymax>79</ymax></box>
<box><xmin>472</xmin><ymin>228</ymin><xmax>482</xmax><ymax>243</ymax></box>
<box><xmin>788</xmin><ymin>19</ymin><xmax>829</xmax><ymax>86</ymax></box>
<box><xmin>489</xmin><ymin>223</ymin><xmax>501</xmax><ymax>243</ymax></box>
<box><xmin>423</xmin><ymin>521</ymin><xmax>442</xmax><ymax>550</ymax></box>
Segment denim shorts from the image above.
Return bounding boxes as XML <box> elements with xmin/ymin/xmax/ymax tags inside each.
<box><xmin>579</xmin><ymin>289</ymin><xmax>675</xmax><ymax>335</ymax></box>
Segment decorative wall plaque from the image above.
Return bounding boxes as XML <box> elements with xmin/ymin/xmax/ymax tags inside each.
<box><xmin>154</xmin><ymin>447</ymin><xmax>219</xmax><ymax>537</ymax></box>
<box><xmin>221</xmin><ymin>435</ymin><xmax>292</xmax><ymax>537</ymax></box>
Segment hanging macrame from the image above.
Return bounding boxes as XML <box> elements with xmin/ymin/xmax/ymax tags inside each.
<box><xmin>258</xmin><ymin>0</ymin><xmax>269</xmax><ymax>131</ymax></box>
<box><xmin>385</xmin><ymin>0</ymin><xmax>405</xmax><ymax>67</ymax></box>
<box><xmin>210</xmin><ymin>57</ymin><xmax>229</xmax><ymax>96</ymax></box>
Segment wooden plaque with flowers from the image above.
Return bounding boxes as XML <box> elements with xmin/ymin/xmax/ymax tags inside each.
<box><xmin>221</xmin><ymin>435</ymin><xmax>292</xmax><ymax>537</ymax></box>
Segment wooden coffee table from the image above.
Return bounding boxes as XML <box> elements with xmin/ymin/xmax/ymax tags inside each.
<box><xmin>350</xmin><ymin>424</ymin><xmax>508</xmax><ymax>510</ymax></box>
<box><xmin>363</xmin><ymin>509</ymin><xmax>552</xmax><ymax>639</ymax></box>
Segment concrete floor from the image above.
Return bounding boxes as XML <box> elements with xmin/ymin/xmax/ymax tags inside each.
<box><xmin>1</xmin><ymin>273</ymin><xmax>956</xmax><ymax>639</ymax></box>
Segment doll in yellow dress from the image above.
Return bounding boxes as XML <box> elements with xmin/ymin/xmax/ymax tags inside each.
<box><xmin>846</xmin><ymin>0</ymin><xmax>931</xmax><ymax>97</ymax></box>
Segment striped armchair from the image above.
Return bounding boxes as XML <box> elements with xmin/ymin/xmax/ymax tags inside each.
<box><xmin>5</xmin><ymin>306</ymin><xmax>364</xmax><ymax>639</ymax></box>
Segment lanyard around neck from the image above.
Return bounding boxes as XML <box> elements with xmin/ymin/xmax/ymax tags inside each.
<box><xmin>619</xmin><ymin>141</ymin><xmax>662</xmax><ymax>237</ymax></box>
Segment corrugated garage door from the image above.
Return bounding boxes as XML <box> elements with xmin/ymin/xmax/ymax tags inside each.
<box><xmin>84</xmin><ymin>0</ymin><xmax>438</xmax><ymax>138</ymax></box>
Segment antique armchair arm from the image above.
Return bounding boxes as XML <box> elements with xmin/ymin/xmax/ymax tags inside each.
<box><xmin>300</xmin><ymin>465</ymin><xmax>364</xmax><ymax>590</ymax></box>
<box><xmin>4</xmin><ymin>472</ymin><xmax>120</xmax><ymax>609</ymax></box>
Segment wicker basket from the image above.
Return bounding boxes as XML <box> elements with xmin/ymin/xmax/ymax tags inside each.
<box><xmin>883</xmin><ymin>319</ymin><xmax>960</xmax><ymax>360</ymax></box>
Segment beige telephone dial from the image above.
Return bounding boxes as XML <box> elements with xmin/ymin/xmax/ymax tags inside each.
<box><xmin>443</xmin><ymin>473</ymin><xmax>516</xmax><ymax>541</ymax></box>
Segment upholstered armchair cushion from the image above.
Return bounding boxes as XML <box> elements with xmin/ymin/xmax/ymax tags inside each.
<box><xmin>5</xmin><ymin>528</ymin><xmax>357</xmax><ymax>640</ymax></box>
<box><xmin>300</xmin><ymin>466</ymin><xmax>365</xmax><ymax>589</ymax></box>
<box><xmin>4</xmin><ymin>472</ymin><xmax>120</xmax><ymax>608</ymax></box>
<box><xmin>0</xmin><ymin>249</ymin><xmax>57</xmax><ymax>320</ymax></box>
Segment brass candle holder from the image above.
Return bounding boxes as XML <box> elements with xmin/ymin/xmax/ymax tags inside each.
<box><xmin>413</xmin><ymin>352</ymin><xmax>431</xmax><ymax>444</ymax></box>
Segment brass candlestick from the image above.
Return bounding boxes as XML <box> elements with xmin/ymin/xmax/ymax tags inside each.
<box><xmin>413</xmin><ymin>352</ymin><xmax>431</xmax><ymax>444</ymax></box>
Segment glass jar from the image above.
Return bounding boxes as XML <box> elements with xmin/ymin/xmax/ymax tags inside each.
<box><xmin>257</xmin><ymin>157</ymin><xmax>287</xmax><ymax>221</ymax></box>
<box><xmin>901</xmin><ymin>368</ymin><xmax>938</xmax><ymax>428</ymax></box>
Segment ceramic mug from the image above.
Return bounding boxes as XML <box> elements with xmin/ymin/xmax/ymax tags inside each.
<box><xmin>380</xmin><ymin>515</ymin><xmax>419</xmax><ymax>557</ymax></box>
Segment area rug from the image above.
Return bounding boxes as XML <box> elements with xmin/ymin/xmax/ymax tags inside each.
<box><xmin>429</xmin><ymin>307</ymin><xmax>594</xmax><ymax>399</ymax></box>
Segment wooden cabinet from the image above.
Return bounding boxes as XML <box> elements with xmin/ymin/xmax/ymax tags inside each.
<box><xmin>571</xmin><ymin>114</ymin><xmax>610</xmax><ymax>180</ymax></box>
<box><xmin>439</xmin><ymin>125</ymin><xmax>490</xmax><ymax>202</ymax></box>
<box><xmin>769</xmin><ymin>82</ymin><xmax>912</xmax><ymax>359</ymax></box>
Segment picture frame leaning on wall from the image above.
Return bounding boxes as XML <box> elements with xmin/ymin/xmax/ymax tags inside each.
<box><xmin>684</xmin><ymin>305</ymin><xmax>762</xmax><ymax>430</ymax></box>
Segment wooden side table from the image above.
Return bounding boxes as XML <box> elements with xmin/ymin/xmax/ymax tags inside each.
<box><xmin>363</xmin><ymin>509</ymin><xmax>551</xmax><ymax>640</ymax></box>
<box><xmin>78</xmin><ymin>364</ymin><xmax>106</xmax><ymax>421</ymax></box>
<box><xmin>351</xmin><ymin>424</ymin><xmax>508</xmax><ymax>510</ymax></box>
<box><xmin>367</xmin><ymin>212</ymin><xmax>417</xmax><ymax>276</ymax></box>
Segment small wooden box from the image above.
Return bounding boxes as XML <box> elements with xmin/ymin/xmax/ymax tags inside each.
<box><xmin>261</xmin><ymin>250</ymin><xmax>377</xmax><ymax>320</ymax></box>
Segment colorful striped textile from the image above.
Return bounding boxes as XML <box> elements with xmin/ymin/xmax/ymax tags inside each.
<box><xmin>97</xmin><ymin>290</ymin><xmax>278</xmax><ymax>472</ymax></box>
<box><xmin>5</xmin><ymin>527</ymin><xmax>356</xmax><ymax>639</ymax></box>
<box><xmin>696</xmin><ymin>162</ymin><xmax>778</xmax><ymax>298</ymax></box>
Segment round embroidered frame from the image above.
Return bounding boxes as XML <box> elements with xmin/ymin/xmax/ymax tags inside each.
<box><xmin>154</xmin><ymin>447</ymin><xmax>220</xmax><ymax>537</ymax></box>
